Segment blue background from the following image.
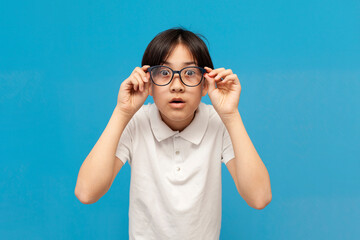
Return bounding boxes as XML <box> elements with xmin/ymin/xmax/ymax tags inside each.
<box><xmin>1</xmin><ymin>0</ymin><xmax>359</xmax><ymax>239</ymax></box>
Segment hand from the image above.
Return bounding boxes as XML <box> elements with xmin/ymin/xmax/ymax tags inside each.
<box><xmin>204</xmin><ymin>66</ymin><xmax>241</xmax><ymax>118</ymax></box>
<box><xmin>116</xmin><ymin>65</ymin><xmax>151</xmax><ymax>117</ymax></box>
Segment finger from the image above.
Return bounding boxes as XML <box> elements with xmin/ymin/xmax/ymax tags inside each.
<box><xmin>141</xmin><ymin>65</ymin><xmax>151</xmax><ymax>78</ymax></box>
<box><xmin>204</xmin><ymin>66</ymin><xmax>213</xmax><ymax>73</ymax></box>
<box><xmin>217</xmin><ymin>78</ymin><xmax>235</xmax><ymax>88</ymax></box>
<box><xmin>208</xmin><ymin>67</ymin><xmax>226</xmax><ymax>77</ymax></box>
<box><xmin>217</xmin><ymin>73</ymin><xmax>235</xmax><ymax>82</ymax></box>
<box><xmin>222</xmin><ymin>74</ymin><xmax>237</xmax><ymax>82</ymax></box>
<box><xmin>216</xmin><ymin>74</ymin><xmax>238</xmax><ymax>89</ymax></box>
<box><xmin>124</xmin><ymin>77</ymin><xmax>137</xmax><ymax>92</ymax></box>
<box><xmin>143</xmin><ymin>78</ymin><xmax>150</xmax><ymax>93</ymax></box>
<box><xmin>123</xmin><ymin>78</ymin><xmax>134</xmax><ymax>91</ymax></box>
<box><xmin>204</xmin><ymin>73</ymin><xmax>216</xmax><ymax>92</ymax></box>
<box><xmin>139</xmin><ymin>66</ymin><xmax>151</xmax><ymax>82</ymax></box>
<box><xmin>134</xmin><ymin>67</ymin><xmax>146</xmax><ymax>80</ymax></box>
<box><xmin>142</xmin><ymin>65</ymin><xmax>150</xmax><ymax>71</ymax></box>
<box><xmin>134</xmin><ymin>72</ymin><xmax>145</xmax><ymax>92</ymax></box>
<box><xmin>214</xmin><ymin>69</ymin><xmax>233</xmax><ymax>80</ymax></box>
<box><xmin>137</xmin><ymin>66</ymin><xmax>150</xmax><ymax>77</ymax></box>
<box><xmin>204</xmin><ymin>70</ymin><xmax>222</xmax><ymax>85</ymax></box>
<box><xmin>141</xmin><ymin>72</ymin><xmax>151</xmax><ymax>94</ymax></box>
<box><xmin>130</xmin><ymin>77</ymin><xmax>139</xmax><ymax>91</ymax></box>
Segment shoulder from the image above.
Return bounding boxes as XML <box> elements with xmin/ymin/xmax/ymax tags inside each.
<box><xmin>131</xmin><ymin>103</ymin><xmax>153</xmax><ymax>120</ymax></box>
<box><xmin>124</xmin><ymin>103</ymin><xmax>153</xmax><ymax>130</ymax></box>
<box><xmin>199</xmin><ymin>102</ymin><xmax>223</xmax><ymax>124</ymax></box>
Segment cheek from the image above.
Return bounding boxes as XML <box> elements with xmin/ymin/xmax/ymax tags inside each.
<box><xmin>152</xmin><ymin>87</ymin><xmax>167</xmax><ymax>102</ymax></box>
<box><xmin>192</xmin><ymin>88</ymin><xmax>204</xmax><ymax>98</ymax></box>
<box><xmin>149</xmin><ymin>83</ymin><xmax>153</xmax><ymax>96</ymax></box>
<box><xmin>150</xmin><ymin>83</ymin><xmax>162</xmax><ymax>97</ymax></box>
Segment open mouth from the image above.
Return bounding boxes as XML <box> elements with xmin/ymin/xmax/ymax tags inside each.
<box><xmin>169</xmin><ymin>98</ymin><xmax>185</xmax><ymax>108</ymax></box>
<box><xmin>170</xmin><ymin>98</ymin><xmax>185</xmax><ymax>104</ymax></box>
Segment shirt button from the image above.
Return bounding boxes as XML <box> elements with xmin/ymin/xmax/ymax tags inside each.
<box><xmin>175</xmin><ymin>151</ymin><xmax>180</xmax><ymax>155</ymax></box>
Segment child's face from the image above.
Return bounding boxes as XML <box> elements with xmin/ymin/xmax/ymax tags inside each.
<box><xmin>149</xmin><ymin>43</ymin><xmax>208</xmax><ymax>131</ymax></box>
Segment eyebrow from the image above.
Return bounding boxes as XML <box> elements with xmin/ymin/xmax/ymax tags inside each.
<box><xmin>162</xmin><ymin>61</ymin><xmax>197</xmax><ymax>66</ymax></box>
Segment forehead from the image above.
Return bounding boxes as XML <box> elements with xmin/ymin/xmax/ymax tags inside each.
<box><xmin>163</xmin><ymin>44</ymin><xmax>197</xmax><ymax>67</ymax></box>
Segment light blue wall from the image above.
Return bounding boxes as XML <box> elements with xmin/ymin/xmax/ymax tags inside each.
<box><xmin>1</xmin><ymin>0</ymin><xmax>359</xmax><ymax>239</ymax></box>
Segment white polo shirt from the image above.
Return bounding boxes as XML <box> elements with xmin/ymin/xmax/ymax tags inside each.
<box><xmin>116</xmin><ymin>102</ymin><xmax>235</xmax><ymax>240</ymax></box>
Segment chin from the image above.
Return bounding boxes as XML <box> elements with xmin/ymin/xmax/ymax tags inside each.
<box><xmin>160</xmin><ymin>107</ymin><xmax>193</xmax><ymax>122</ymax></box>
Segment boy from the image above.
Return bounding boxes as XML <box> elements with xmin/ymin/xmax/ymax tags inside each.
<box><xmin>75</xmin><ymin>28</ymin><xmax>272</xmax><ymax>240</ymax></box>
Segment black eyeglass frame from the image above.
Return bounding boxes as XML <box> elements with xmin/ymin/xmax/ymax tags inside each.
<box><xmin>147</xmin><ymin>65</ymin><xmax>207</xmax><ymax>87</ymax></box>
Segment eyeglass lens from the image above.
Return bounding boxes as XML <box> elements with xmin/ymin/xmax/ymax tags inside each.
<box><xmin>151</xmin><ymin>66</ymin><xmax>203</xmax><ymax>86</ymax></box>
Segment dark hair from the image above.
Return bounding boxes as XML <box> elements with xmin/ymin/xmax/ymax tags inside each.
<box><xmin>141</xmin><ymin>27</ymin><xmax>214</xmax><ymax>69</ymax></box>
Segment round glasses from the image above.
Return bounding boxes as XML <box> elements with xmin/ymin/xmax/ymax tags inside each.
<box><xmin>148</xmin><ymin>65</ymin><xmax>206</xmax><ymax>87</ymax></box>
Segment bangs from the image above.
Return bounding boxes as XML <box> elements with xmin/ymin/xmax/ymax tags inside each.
<box><xmin>141</xmin><ymin>27</ymin><xmax>214</xmax><ymax>69</ymax></box>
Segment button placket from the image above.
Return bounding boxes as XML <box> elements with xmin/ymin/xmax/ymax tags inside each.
<box><xmin>173</xmin><ymin>135</ymin><xmax>183</xmax><ymax>174</ymax></box>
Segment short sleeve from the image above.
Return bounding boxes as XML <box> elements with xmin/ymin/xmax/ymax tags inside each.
<box><xmin>221</xmin><ymin>125</ymin><xmax>235</xmax><ymax>164</ymax></box>
<box><xmin>115</xmin><ymin>118</ymin><xmax>134</xmax><ymax>165</ymax></box>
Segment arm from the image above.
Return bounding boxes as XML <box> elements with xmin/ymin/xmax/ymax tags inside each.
<box><xmin>223</xmin><ymin>111</ymin><xmax>272</xmax><ymax>209</ymax></box>
<box><xmin>75</xmin><ymin>65</ymin><xmax>151</xmax><ymax>204</ymax></box>
<box><xmin>74</xmin><ymin>106</ymin><xmax>131</xmax><ymax>204</ymax></box>
<box><xmin>204</xmin><ymin>66</ymin><xmax>272</xmax><ymax>209</ymax></box>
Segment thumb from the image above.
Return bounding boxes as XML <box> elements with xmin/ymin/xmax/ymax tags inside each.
<box><xmin>142</xmin><ymin>65</ymin><xmax>150</xmax><ymax>72</ymax></box>
<box><xmin>204</xmin><ymin>73</ymin><xmax>216</xmax><ymax>93</ymax></box>
<box><xmin>144</xmin><ymin>79</ymin><xmax>150</xmax><ymax>92</ymax></box>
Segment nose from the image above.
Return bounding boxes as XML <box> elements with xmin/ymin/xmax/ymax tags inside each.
<box><xmin>170</xmin><ymin>73</ymin><xmax>185</xmax><ymax>92</ymax></box>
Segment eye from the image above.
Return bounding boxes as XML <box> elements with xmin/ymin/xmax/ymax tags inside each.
<box><xmin>185</xmin><ymin>70</ymin><xmax>196</xmax><ymax>76</ymax></box>
<box><xmin>160</xmin><ymin>70</ymin><xmax>171</xmax><ymax>76</ymax></box>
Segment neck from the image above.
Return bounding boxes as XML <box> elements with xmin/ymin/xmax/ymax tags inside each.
<box><xmin>160</xmin><ymin>111</ymin><xmax>196</xmax><ymax>132</ymax></box>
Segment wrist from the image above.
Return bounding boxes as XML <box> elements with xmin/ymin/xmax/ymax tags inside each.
<box><xmin>220</xmin><ymin>110</ymin><xmax>241</xmax><ymax>126</ymax></box>
<box><xmin>114</xmin><ymin>105</ymin><xmax>134</xmax><ymax>121</ymax></box>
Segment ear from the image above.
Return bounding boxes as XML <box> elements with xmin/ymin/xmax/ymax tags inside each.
<box><xmin>201</xmin><ymin>78</ymin><xmax>208</xmax><ymax>97</ymax></box>
<box><xmin>147</xmin><ymin>72</ymin><xmax>153</xmax><ymax>96</ymax></box>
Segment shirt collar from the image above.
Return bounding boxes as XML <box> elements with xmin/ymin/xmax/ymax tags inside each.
<box><xmin>149</xmin><ymin>102</ymin><xmax>209</xmax><ymax>145</ymax></box>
